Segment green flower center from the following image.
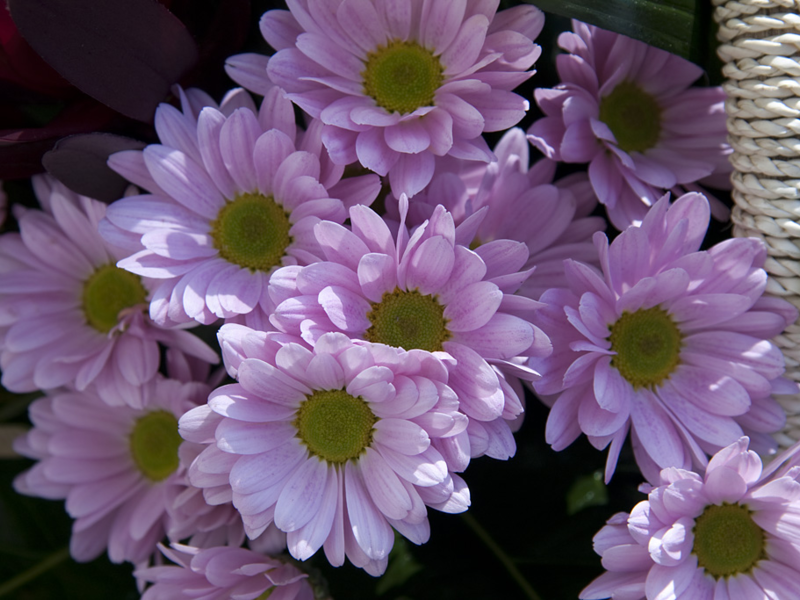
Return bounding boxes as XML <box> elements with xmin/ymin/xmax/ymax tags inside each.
<box><xmin>82</xmin><ymin>264</ymin><xmax>147</xmax><ymax>333</ymax></box>
<box><xmin>362</xmin><ymin>40</ymin><xmax>443</xmax><ymax>115</ymax></box>
<box><xmin>129</xmin><ymin>410</ymin><xmax>182</xmax><ymax>482</ymax></box>
<box><xmin>608</xmin><ymin>306</ymin><xmax>682</xmax><ymax>389</ymax></box>
<box><xmin>294</xmin><ymin>389</ymin><xmax>377</xmax><ymax>464</ymax></box>
<box><xmin>210</xmin><ymin>193</ymin><xmax>292</xmax><ymax>272</ymax></box>
<box><xmin>693</xmin><ymin>503</ymin><xmax>766</xmax><ymax>578</ymax></box>
<box><xmin>365</xmin><ymin>289</ymin><xmax>450</xmax><ymax>352</ymax></box>
<box><xmin>598</xmin><ymin>81</ymin><xmax>662</xmax><ymax>154</ymax></box>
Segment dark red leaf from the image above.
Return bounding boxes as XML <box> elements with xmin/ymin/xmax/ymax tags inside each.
<box><xmin>0</xmin><ymin>98</ymin><xmax>118</xmax><ymax>179</ymax></box>
<box><xmin>8</xmin><ymin>0</ymin><xmax>199</xmax><ymax>123</ymax></box>
<box><xmin>43</xmin><ymin>133</ymin><xmax>146</xmax><ymax>202</ymax></box>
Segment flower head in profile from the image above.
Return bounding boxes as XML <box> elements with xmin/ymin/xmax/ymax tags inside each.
<box><xmin>528</xmin><ymin>21</ymin><xmax>730</xmax><ymax>229</ymax></box>
<box><xmin>181</xmin><ymin>326</ymin><xmax>469</xmax><ymax>576</ymax></box>
<box><xmin>0</xmin><ymin>175</ymin><xmax>217</xmax><ymax>400</ymax></box>
<box><xmin>580</xmin><ymin>437</ymin><xmax>800</xmax><ymax>600</ymax></box>
<box><xmin>230</xmin><ymin>0</ymin><xmax>543</xmax><ymax>198</ymax></box>
<box><xmin>137</xmin><ymin>543</ymin><xmax>314</xmax><ymax>600</ymax></box>
<box><xmin>385</xmin><ymin>127</ymin><xmax>606</xmax><ymax>298</ymax></box>
<box><xmin>102</xmin><ymin>87</ymin><xmax>380</xmax><ymax>327</ymax></box>
<box><xmin>13</xmin><ymin>376</ymin><xmax>210</xmax><ymax>564</ymax></box>
<box><xmin>531</xmin><ymin>193</ymin><xmax>797</xmax><ymax>482</ymax></box>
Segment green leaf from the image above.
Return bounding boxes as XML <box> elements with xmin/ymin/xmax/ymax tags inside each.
<box><xmin>524</xmin><ymin>0</ymin><xmax>713</xmax><ymax>66</ymax></box>
<box><xmin>375</xmin><ymin>537</ymin><xmax>422</xmax><ymax>596</ymax></box>
<box><xmin>566</xmin><ymin>471</ymin><xmax>608</xmax><ymax>515</ymax></box>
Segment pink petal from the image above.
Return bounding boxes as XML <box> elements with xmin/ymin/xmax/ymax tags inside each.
<box><xmin>344</xmin><ymin>461</ymin><xmax>394</xmax><ymax>560</ymax></box>
<box><xmin>275</xmin><ymin>456</ymin><xmax>330</xmax><ymax>532</ymax></box>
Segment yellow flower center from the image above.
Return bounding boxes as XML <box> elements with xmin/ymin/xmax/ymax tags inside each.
<box><xmin>365</xmin><ymin>289</ymin><xmax>450</xmax><ymax>352</ymax></box>
<box><xmin>608</xmin><ymin>306</ymin><xmax>682</xmax><ymax>389</ymax></box>
<box><xmin>362</xmin><ymin>40</ymin><xmax>444</xmax><ymax>115</ymax></box>
<box><xmin>693</xmin><ymin>503</ymin><xmax>766</xmax><ymax>578</ymax></box>
<box><xmin>129</xmin><ymin>410</ymin><xmax>182</xmax><ymax>482</ymax></box>
<box><xmin>210</xmin><ymin>192</ymin><xmax>292</xmax><ymax>272</ymax></box>
<box><xmin>294</xmin><ymin>389</ymin><xmax>377</xmax><ymax>464</ymax></box>
<box><xmin>599</xmin><ymin>81</ymin><xmax>662</xmax><ymax>154</ymax></box>
<box><xmin>82</xmin><ymin>264</ymin><xmax>147</xmax><ymax>333</ymax></box>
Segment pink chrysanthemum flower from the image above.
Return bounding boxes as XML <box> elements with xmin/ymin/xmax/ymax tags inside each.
<box><xmin>137</xmin><ymin>543</ymin><xmax>313</xmax><ymax>600</ymax></box>
<box><xmin>269</xmin><ymin>199</ymin><xmax>551</xmax><ymax>460</ymax></box>
<box><xmin>530</xmin><ymin>193</ymin><xmax>797</xmax><ymax>482</ymax></box>
<box><xmin>231</xmin><ymin>0</ymin><xmax>543</xmax><ymax>198</ymax></box>
<box><xmin>101</xmin><ymin>87</ymin><xmax>380</xmax><ymax>326</ymax></box>
<box><xmin>580</xmin><ymin>437</ymin><xmax>800</xmax><ymax>600</ymax></box>
<box><xmin>0</xmin><ymin>176</ymin><xmax>217</xmax><ymax>400</ymax></box>
<box><xmin>181</xmin><ymin>326</ymin><xmax>470</xmax><ymax>576</ymax></box>
<box><xmin>13</xmin><ymin>375</ymin><xmax>210</xmax><ymax>564</ymax></box>
<box><xmin>386</xmin><ymin>127</ymin><xmax>605</xmax><ymax>298</ymax></box>
<box><xmin>528</xmin><ymin>21</ymin><xmax>731</xmax><ymax>229</ymax></box>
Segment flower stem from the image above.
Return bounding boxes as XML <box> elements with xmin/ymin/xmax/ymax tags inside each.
<box><xmin>0</xmin><ymin>547</ymin><xmax>70</xmax><ymax>597</ymax></box>
<box><xmin>461</xmin><ymin>512</ymin><xmax>542</xmax><ymax>600</ymax></box>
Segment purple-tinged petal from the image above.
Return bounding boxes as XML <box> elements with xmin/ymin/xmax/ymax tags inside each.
<box><xmin>443</xmin><ymin>281</ymin><xmax>502</xmax><ymax>332</ymax></box>
<box><xmin>143</xmin><ymin>145</ymin><xmax>225</xmax><ymax>220</ymax></box>
<box><xmin>318</xmin><ymin>285</ymin><xmax>371</xmax><ymax>332</ymax></box>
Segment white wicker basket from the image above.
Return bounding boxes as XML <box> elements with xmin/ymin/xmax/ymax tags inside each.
<box><xmin>714</xmin><ymin>0</ymin><xmax>800</xmax><ymax>448</ymax></box>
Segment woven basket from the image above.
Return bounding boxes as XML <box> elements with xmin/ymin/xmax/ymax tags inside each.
<box><xmin>714</xmin><ymin>0</ymin><xmax>800</xmax><ymax>449</ymax></box>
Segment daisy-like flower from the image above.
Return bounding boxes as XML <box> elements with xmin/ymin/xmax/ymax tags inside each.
<box><xmin>0</xmin><ymin>175</ymin><xmax>217</xmax><ymax>400</ymax></box>
<box><xmin>181</xmin><ymin>326</ymin><xmax>470</xmax><ymax>576</ymax></box>
<box><xmin>101</xmin><ymin>86</ymin><xmax>380</xmax><ymax>326</ymax></box>
<box><xmin>528</xmin><ymin>21</ymin><xmax>730</xmax><ymax>229</ymax></box>
<box><xmin>231</xmin><ymin>0</ymin><xmax>543</xmax><ymax>198</ymax></box>
<box><xmin>269</xmin><ymin>199</ymin><xmax>551</xmax><ymax>459</ymax></box>
<box><xmin>386</xmin><ymin>127</ymin><xmax>605</xmax><ymax>298</ymax></box>
<box><xmin>580</xmin><ymin>437</ymin><xmax>800</xmax><ymax>600</ymax></box>
<box><xmin>530</xmin><ymin>192</ymin><xmax>797</xmax><ymax>482</ymax></box>
<box><xmin>13</xmin><ymin>375</ymin><xmax>210</xmax><ymax>564</ymax></box>
<box><xmin>137</xmin><ymin>543</ymin><xmax>313</xmax><ymax>600</ymax></box>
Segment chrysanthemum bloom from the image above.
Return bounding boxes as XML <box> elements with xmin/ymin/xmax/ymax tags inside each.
<box><xmin>0</xmin><ymin>175</ymin><xmax>217</xmax><ymax>400</ymax></box>
<box><xmin>530</xmin><ymin>192</ymin><xmax>797</xmax><ymax>482</ymax></box>
<box><xmin>181</xmin><ymin>327</ymin><xmax>470</xmax><ymax>575</ymax></box>
<box><xmin>137</xmin><ymin>543</ymin><xmax>313</xmax><ymax>600</ymax></box>
<box><xmin>269</xmin><ymin>199</ymin><xmax>551</xmax><ymax>459</ymax></box>
<box><xmin>386</xmin><ymin>127</ymin><xmax>605</xmax><ymax>298</ymax></box>
<box><xmin>528</xmin><ymin>21</ymin><xmax>731</xmax><ymax>229</ymax></box>
<box><xmin>101</xmin><ymin>86</ymin><xmax>380</xmax><ymax>326</ymax></box>
<box><xmin>234</xmin><ymin>0</ymin><xmax>543</xmax><ymax>198</ymax></box>
<box><xmin>13</xmin><ymin>375</ymin><xmax>211</xmax><ymax>564</ymax></box>
<box><xmin>580</xmin><ymin>437</ymin><xmax>800</xmax><ymax>600</ymax></box>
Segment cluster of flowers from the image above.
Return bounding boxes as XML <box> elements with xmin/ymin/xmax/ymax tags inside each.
<box><xmin>3</xmin><ymin>1</ymin><xmax>800</xmax><ymax>598</ymax></box>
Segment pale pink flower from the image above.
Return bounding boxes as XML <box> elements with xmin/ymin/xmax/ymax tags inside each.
<box><xmin>531</xmin><ymin>193</ymin><xmax>797</xmax><ymax>482</ymax></box>
<box><xmin>13</xmin><ymin>376</ymin><xmax>211</xmax><ymax>564</ymax></box>
<box><xmin>0</xmin><ymin>175</ymin><xmax>217</xmax><ymax>402</ymax></box>
<box><xmin>181</xmin><ymin>326</ymin><xmax>470</xmax><ymax>576</ymax></box>
<box><xmin>102</xmin><ymin>87</ymin><xmax>380</xmax><ymax>327</ymax></box>
<box><xmin>528</xmin><ymin>21</ymin><xmax>731</xmax><ymax>229</ymax></box>
<box><xmin>137</xmin><ymin>543</ymin><xmax>313</xmax><ymax>600</ymax></box>
<box><xmin>581</xmin><ymin>437</ymin><xmax>800</xmax><ymax>600</ymax></box>
<box><xmin>269</xmin><ymin>198</ymin><xmax>552</xmax><ymax>460</ymax></box>
<box><xmin>231</xmin><ymin>0</ymin><xmax>543</xmax><ymax>198</ymax></box>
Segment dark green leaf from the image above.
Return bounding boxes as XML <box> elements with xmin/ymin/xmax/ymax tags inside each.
<box><xmin>524</xmin><ymin>0</ymin><xmax>711</xmax><ymax>66</ymax></box>
<box><xmin>375</xmin><ymin>538</ymin><xmax>423</xmax><ymax>596</ymax></box>
<box><xmin>566</xmin><ymin>471</ymin><xmax>609</xmax><ymax>516</ymax></box>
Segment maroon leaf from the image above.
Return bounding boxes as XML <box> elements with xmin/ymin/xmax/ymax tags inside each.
<box><xmin>8</xmin><ymin>0</ymin><xmax>199</xmax><ymax>123</ymax></box>
<box><xmin>0</xmin><ymin>99</ymin><xmax>118</xmax><ymax>179</ymax></box>
<box><xmin>43</xmin><ymin>133</ymin><xmax>146</xmax><ymax>202</ymax></box>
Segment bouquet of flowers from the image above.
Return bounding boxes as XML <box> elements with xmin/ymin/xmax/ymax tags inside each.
<box><xmin>1</xmin><ymin>1</ymin><xmax>800</xmax><ymax>598</ymax></box>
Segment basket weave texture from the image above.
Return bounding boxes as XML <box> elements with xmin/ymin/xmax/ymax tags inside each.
<box><xmin>714</xmin><ymin>0</ymin><xmax>800</xmax><ymax>447</ymax></box>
